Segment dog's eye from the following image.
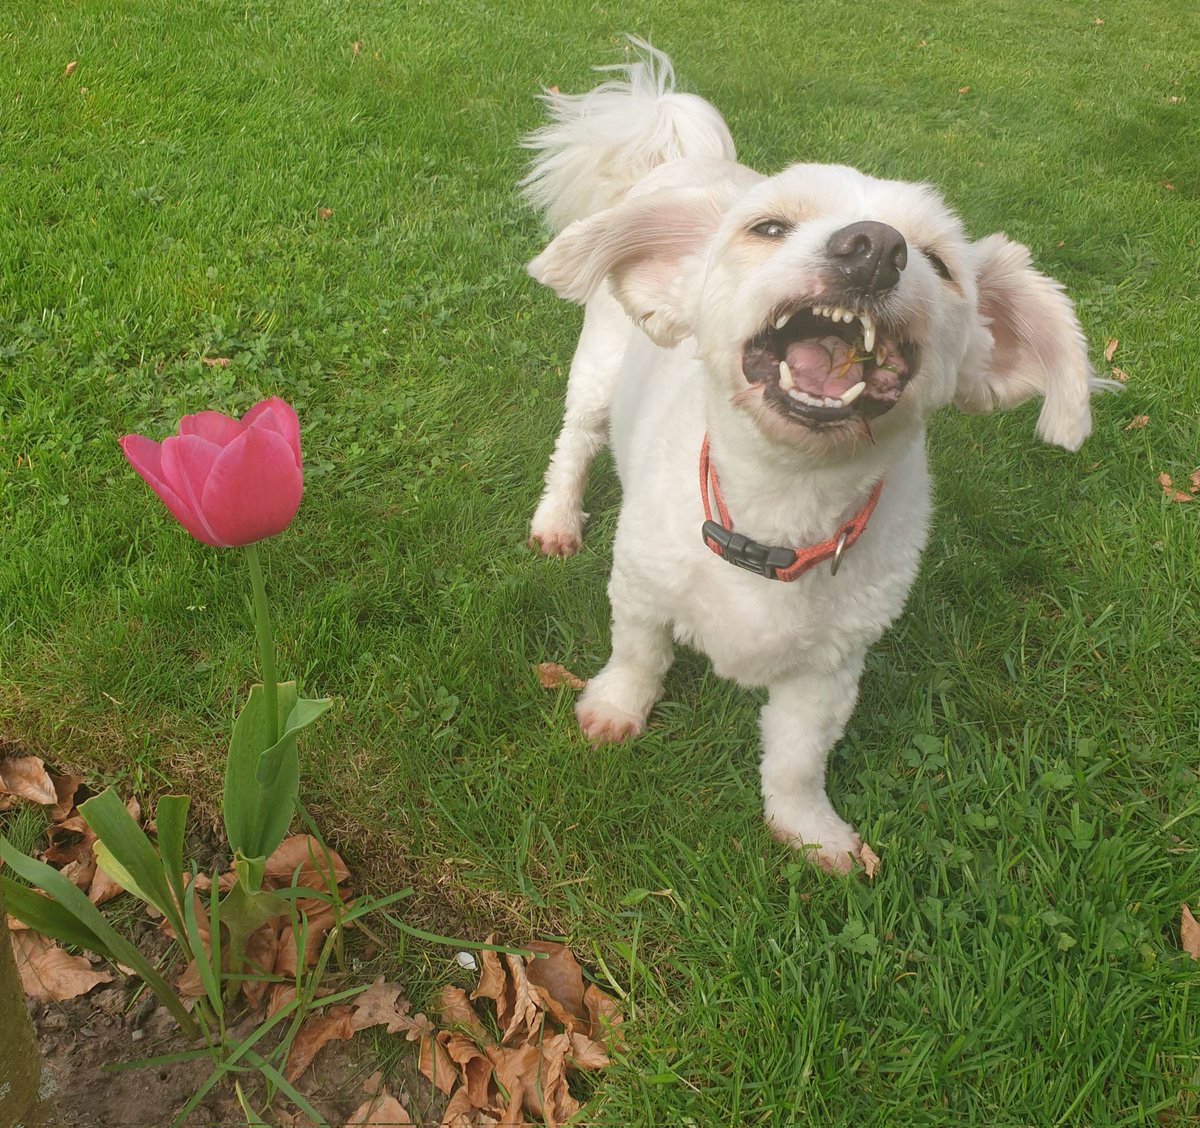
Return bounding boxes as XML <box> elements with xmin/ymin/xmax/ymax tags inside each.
<box><xmin>922</xmin><ymin>248</ymin><xmax>954</xmax><ymax>282</ymax></box>
<box><xmin>750</xmin><ymin>219</ymin><xmax>791</xmax><ymax>239</ymax></box>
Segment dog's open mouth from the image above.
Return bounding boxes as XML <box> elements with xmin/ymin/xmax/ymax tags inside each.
<box><xmin>741</xmin><ymin>303</ymin><xmax>918</xmax><ymax>425</ymax></box>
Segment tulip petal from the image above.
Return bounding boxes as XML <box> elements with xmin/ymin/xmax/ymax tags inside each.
<box><xmin>242</xmin><ymin>398</ymin><xmax>301</xmax><ymax>470</ymax></box>
<box><xmin>121</xmin><ymin>434</ymin><xmax>224</xmax><ymax>546</ymax></box>
<box><xmin>160</xmin><ymin>435</ymin><xmax>233</xmax><ymax>545</ymax></box>
<box><xmin>201</xmin><ymin>427</ymin><xmax>304</xmax><ymax>546</ymax></box>
<box><xmin>179</xmin><ymin>411</ymin><xmax>245</xmax><ymax>446</ymax></box>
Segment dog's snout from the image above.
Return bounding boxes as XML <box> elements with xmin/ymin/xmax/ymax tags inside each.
<box><xmin>826</xmin><ymin>221</ymin><xmax>908</xmax><ymax>294</ymax></box>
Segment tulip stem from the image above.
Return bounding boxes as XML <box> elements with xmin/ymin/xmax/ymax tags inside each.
<box><xmin>244</xmin><ymin>543</ymin><xmax>279</xmax><ymax>749</ymax></box>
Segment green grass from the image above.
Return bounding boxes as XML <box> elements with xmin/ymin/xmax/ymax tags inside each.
<box><xmin>3</xmin><ymin>0</ymin><xmax>1199</xmax><ymax>1124</ymax></box>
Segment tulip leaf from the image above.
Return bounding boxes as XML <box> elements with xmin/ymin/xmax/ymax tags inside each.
<box><xmin>256</xmin><ymin>695</ymin><xmax>332</xmax><ymax>788</ymax></box>
<box><xmin>154</xmin><ymin>794</ymin><xmax>191</xmax><ymax>914</ymax></box>
<box><xmin>79</xmin><ymin>788</ymin><xmax>186</xmax><ymax>941</ymax></box>
<box><xmin>2</xmin><ymin>874</ymin><xmax>110</xmax><ymax>954</ymax></box>
<box><xmin>0</xmin><ymin>837</ymin><xmax>198</xmax><ymax>1038</ymax></box>
<box><xmin>224</xmin><ymin>682</ymin><xmax>327</xmax><ymax>865</ymax></box>
<box><xmin>182</xmin><ymin>865</ymin><xmax>222</xmax><ymax>1011</ymax></box>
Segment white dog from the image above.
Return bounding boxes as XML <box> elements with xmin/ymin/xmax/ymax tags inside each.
<box><xmin>522</xmin><ymin>43</ymin><xmax>1110</xmax><ymax>872</ymax></box>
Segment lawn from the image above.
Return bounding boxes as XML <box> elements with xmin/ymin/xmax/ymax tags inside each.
<box><xmin>2</xmin><ymin>0</ymin><xmax>1199</xmax><ymax>1124</ymax></box>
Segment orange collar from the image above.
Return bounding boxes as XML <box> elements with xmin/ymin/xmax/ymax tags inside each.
<box><xmin>699</xmin><ymin>435</ymin><xmax>883</xmax><ymax>581</ymax></box>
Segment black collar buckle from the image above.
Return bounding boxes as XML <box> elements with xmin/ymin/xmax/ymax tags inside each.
<box><xmin>702</xmin><ymin>521</ymin><xmax>797</xmax><ymax>580</ymax></box>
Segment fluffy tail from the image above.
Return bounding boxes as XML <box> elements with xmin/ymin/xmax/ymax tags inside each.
<box><xmin>520</xmin><ymin>38</ymin><xmax>736</xmax><ymax>234</ymax></box>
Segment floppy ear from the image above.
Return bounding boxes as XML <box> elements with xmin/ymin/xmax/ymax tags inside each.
<box><xmin>527</xmin><ymin>186</ymin><xmax>727</xmax><ymax>347</ymax></box>
<box><xmin>954</xmin><ymin>234</ymin><xmax>1106</xmax><ymax>451</ymax></box>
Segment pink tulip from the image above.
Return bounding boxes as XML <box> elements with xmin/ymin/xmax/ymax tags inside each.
<box><xmin>121</xmin><ymin>397</ymin><xmax>303</xmax><ymax>547</ymax></box>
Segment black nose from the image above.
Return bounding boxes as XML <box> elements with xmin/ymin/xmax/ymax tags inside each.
<box><xmin>826</xmin><ymin>221</ymin><xmax>908</xmax><ymax>294</ymax></box>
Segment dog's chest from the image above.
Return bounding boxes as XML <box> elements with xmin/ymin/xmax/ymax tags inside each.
<box><xmin>669</xmin><ymin>555</ymin><xmax>907</xmax><ymax>686</ymax></box>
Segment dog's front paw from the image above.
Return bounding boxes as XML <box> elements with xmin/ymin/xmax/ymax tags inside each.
<box><xmin>529</xmin><ymin>527</ymin><xmax>582</xmax><ymax>557</ymax></box>
<box><xmin>765</xmin><ymin>796</ymin><xmax>863</xmax><ymax>875</ymax></box>
<box><xmin>576</xmin><ymin>699</ymin><xmax>643</xmax><ymax>745</ymax></box>
<box><xmin>529</xmin><ymin>498</ymin><xmax>585</xmax><ymax>557</ymax></box>
<box><xmin>575</xmin><ymin>691</ymin><xmax>644</xmax><ymax>745</ymax></box>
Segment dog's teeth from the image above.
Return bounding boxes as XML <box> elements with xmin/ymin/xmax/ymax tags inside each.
<box><xmin>788</xmin><ymin>388</ymin><xmax>827</xmax><ymax>408</ymax></box>
<box><xmin>778</xmin><ymin>360</ymin><xmax>795</xmax><ymax>390</ymax></box>
<box><xmin>841</xmin><ymin>380</ymin><xmax>867</xmax><ymax>405</ymax></box>
<box><xmin>874</xmin><ymin>347</ymin><xmax>887</xmax><ymax>366</ymax></box>
<box><xmin>812</xmin><ymin>305</ymin><xmax>826</xmax><ymax>318</ymax></box>
<box><xmin>860</xmin><ymin>313</ymin><xmax>876</xmax><ymax>353</ymax></box>
<box><xmin>775</xmin><ymin>311</ymin><xmax>792</xmax><ymax>330</ymax></box>
<box><xmin>841</xmin><ymin>309</ymin><xmax>855</xmax><ymax>324</ymax></box>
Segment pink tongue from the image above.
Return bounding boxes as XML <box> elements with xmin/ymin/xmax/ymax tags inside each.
<box><xmin>785</xmin><ymin>336</ymin><xmax>864</xmax><ymax>396</ymax></box>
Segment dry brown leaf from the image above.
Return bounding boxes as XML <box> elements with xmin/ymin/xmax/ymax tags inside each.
<box><xmin>440</xmin><ymin>984</ymin><xmax>489</xmax><ymax>1039</ymax></box>
<box><xmin>442</xmin><ymin>1031</ymin><xmax>495</xmax><ymax>1108</ymax></box>
<box><xmin>568</xmin><ymin>1031</ymin><xmax>610</xmax><ymax>1071</ymax></box>
<box><xmin>1104</xmin><ymin>337</ymin><xmax>1119</xmax><ymax>361</ymax></box>
<box><xmin>440</xmin><ymin>1087</ymin><xmax>499</xmax><ymax>1128</ymax></box>
<box><xmin>41</xmin><ymin>815</ymin><xmax>98</xmax><ymax>891</ymax></box>
<box><xmin>491</xmin><ymin>1035</ymin><xmax>579</xmax><ymax>1127</ymax></box>
<box><xmin>1182</xmin><ymin>904</ymin><xmax>1200</xmax><ymax>959</ymax></box>
<box><xmin>957</xmin><ymin>86</ymin><xmax>971</xmax><ymax>95</ymax></box>
<box><xmin>1123</xmin><ymin>415</ymin><xmax>1149</xmax><ymax>431</ymax></box>
<box><xmin>859</xmin><ymin>842</ymin><xmax>881</xmax><ymax>879</ymax></box>
<box><xmin>525</xmin><ymin>942</ymin><xmax>587</xmax><ymax>1031</ymax></box>
<box><xmin>487</xmin><ymin>1043</ymin><xmax>541</xmax><ymax>1119</ymax></box>
<box><xmin>1110</xmin><ymin>366</ymin><xmax>1129</xmax><ymax>382</ymax></box>
<box><xmin>1189</xmin><ymin>468</ymin><xmax>1200</xmax><ymax>494</ymax></box>
<box><xmin>499</xmin><ymin>952</ymin><xmax>542</xmax><ymax>1045</ymax></box>
<box><xmin>471</xmin><ymin>942</ymin><xmax>508</xmax><ymax>1009</ymax></box>
<box><xmin>286</xmin><ymin>1005</ymin><xmax>355</xmax><ymax>1082</ymax></box>
<box><xmin>419</xmin><ymin>1034</ymin><xmax>458</xmax><ymax>1095</ymax></box>
<box><xmin>12</xmin><ymin>929</ymin><xmax>113</xmax><ymax>1002</ymax></box>
<box><xmin>534</xmin><ymin>663</ymin><xmax>587</xmax><ymax>690</ymax></box>
<box><xmin>0</xmin><ymin>756</ymin><xmax>57</xmax><ymax>806</ymax></box>
<box><xmin>350</xmin><ymin>975</ymin><xmax>431</xmax><ymax>1038</ymax></box>
<box><xmin>264</xmin><ymin>835</ymin><xmax>350</xmax><ymax>890</ymax></box>
<box><xmin>242</xmin><ymin>920</ymin><xmax>286</xmax><ymax>1009</ymax></box>
<box><xmin>87</xmin><ymin>864</ymin><xmax>125</xmax><ymax>906</ymax></box>
<box><xmin>318</xmin><ymin>207</ymin><xmax>334</xmax><ymax>220</ymax></box>
<box><xmin>351</xmin><ymin>41</ymin><xmax>362</xmax><ymax>55</ymax></box>
<box><xmin>583</xmin><ymin>983</ymin><xmax>624</xmax><ymax>1048</ymax></box>
<box><xmin>201</xmin><ymin>356</ymin><xmax>230</xmax><ymax>367</ymax></box>
<box><xmin>48</xmin><ymin>772</ymin><xmax>83</xmax><ymax>820</ymax></box>
<box><xmin>343</xmin><ymin>1089</ymin><xmax>415</xmax><ymax>1127</ymax></box>
<box><xmin>1158</xmin><ymin>472</ymin><xmax>1192</xmax><ymax>503</ymax></box>
<box><xmin>64</xmin><ymin>59</ymin><xmax>78</xmax><ymax>75</ymax></box>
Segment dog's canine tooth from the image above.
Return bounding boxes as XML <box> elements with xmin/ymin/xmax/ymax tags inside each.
<box><xmin>841</xmin><ymin>380</ymin><xmax>867</xmax><ymax>405</ymax></box>
<box><xmin>874</xmin><ymin>347</ymin><xmax>887</xmax><ymax>366</ymax></box>
<box><xmin>775</xmin><ymin>311</ymin><xmax>793</xmax><ymax>330</ymax></box>
<box><xmin>778</xmin><ymin>360</ymin><xmax>795</xmax><ymax>390</ymax></box>
<box><xmin>860</xmin><ymin>313</ymin><xmax>876</xmax><ymax>353</ymax></box>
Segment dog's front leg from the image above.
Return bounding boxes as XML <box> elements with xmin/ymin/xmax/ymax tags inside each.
<box><xmin>529</xmin><ymin>287</ymin><xmax>628</xmax><ymax>557</ymax></box>
<box><xmin>760</xmin><ymin>657</ymin><xmax>867</xmax><ymax>874</ymax></box>
<box><xmin>576</xmin><ymin>587</ymin><xmax>674</xmax><ymax>745</ymax></box>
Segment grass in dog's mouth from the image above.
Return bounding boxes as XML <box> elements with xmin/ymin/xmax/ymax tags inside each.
<box><xmin>742</xmin><ymin>304</ymin><xmax>917</xmax><ymax>424</ymax></box>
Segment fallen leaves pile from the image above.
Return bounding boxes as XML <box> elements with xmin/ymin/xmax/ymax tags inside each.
<box><xmin>3</xmin><ymin>754</ymin><xmax>624</xmax><ymax>1125</ymax></box>
<box><xmin>290</xmin><ymin>939</ymin><xmax>623</xmax><ymax>1127</ymax></box>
